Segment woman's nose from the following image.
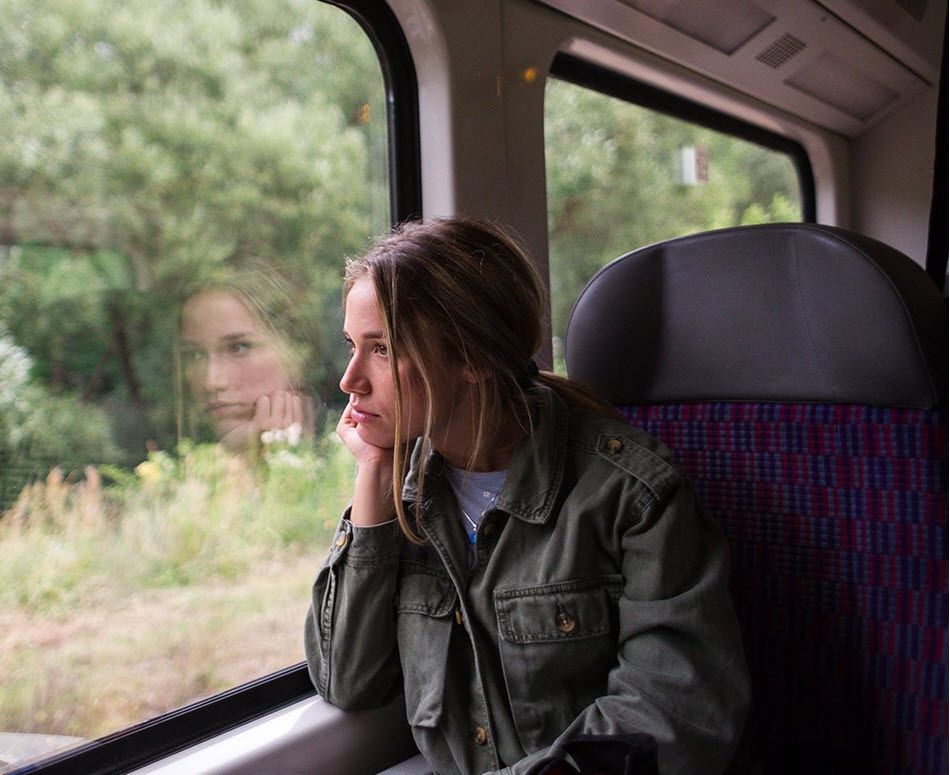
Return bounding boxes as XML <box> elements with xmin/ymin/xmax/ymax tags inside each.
<box><xmin>339</xmin><ymin>355</ymin><xmax>368</xmax><ymax>395</ymax></box>
<box><xmin>203</xmin><ymin>355</ymin><xmax>229</xmax><ymax>392</ymax></box>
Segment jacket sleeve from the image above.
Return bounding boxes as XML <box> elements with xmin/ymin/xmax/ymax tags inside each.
<box><xmin>489</xmin><ymin>475</ymin><xmax>750</xmax><ymax>775</ymax></box>
<box><xmin>304</xmin><ymin>513</ymin><xmax>405</xmax><ymax>710</ymax></box>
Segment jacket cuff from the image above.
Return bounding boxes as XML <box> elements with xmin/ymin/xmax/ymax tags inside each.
<box><xmin>327</xmin><ymin>509</ymin><xmax>402</xmax><ymax>567</ymax></box>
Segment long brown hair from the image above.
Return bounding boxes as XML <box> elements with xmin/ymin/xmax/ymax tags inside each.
<box><xmin>344</xmin><ymin>216</ymin><xmax>619</xmax><ymax>542</ymax></box>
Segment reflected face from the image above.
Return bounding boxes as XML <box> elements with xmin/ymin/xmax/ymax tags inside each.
<box><xmin>180</xmin><ymin>290</ymin><xmax>291</xmax><ymax>437</ymax></box>
<box><xmin>339</xmin><ymin>277</ymin><xmax>469</xmax><ymax>450</ymax></box>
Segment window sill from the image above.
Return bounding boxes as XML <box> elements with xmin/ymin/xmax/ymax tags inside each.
<box><xmin>129</xmin><ymin>694</ymin><xmax>416</xmax><ymax>775</ymax></box>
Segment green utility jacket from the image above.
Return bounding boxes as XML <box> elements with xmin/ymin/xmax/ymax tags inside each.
<box><xmin>305</xmin><ymin>387</ymin><xmax>749</xmax><ymax>775</ymax></box>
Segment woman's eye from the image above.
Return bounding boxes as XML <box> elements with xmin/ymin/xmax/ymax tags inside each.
<box><xmin>373</xmin><ymin>343</ymin><xmax>388</xmax><ymax>356</ymax></box>
<box><xmin>228</xmin><ymin>341</ymin><xmax>252</xmax><ymax>355</ymax></box>
<box><xmin>182</xmin><ymin>348</ymin><xmax>205</xmax><ymax>363</ymax></box>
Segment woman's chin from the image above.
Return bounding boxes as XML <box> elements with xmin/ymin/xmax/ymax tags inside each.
<box><xmin>211</xmin><ymin>418</ymin><xmax>248</xmax><ymax>440</ymax></box>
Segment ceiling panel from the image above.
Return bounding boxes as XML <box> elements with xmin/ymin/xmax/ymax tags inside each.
<box><xmin>536</xmin><ymin>0</ymin><xmax>944</xmax><ymax>137</ymax></box>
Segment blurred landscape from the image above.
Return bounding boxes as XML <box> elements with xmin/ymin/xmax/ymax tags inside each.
<box><xmin>0</xmin><ymin>429</ymin><xmax>351</xmax><ymax>743</ymax></box>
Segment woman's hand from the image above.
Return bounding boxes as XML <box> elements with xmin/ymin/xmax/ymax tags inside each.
<box><xmin>220</xmin><ymin>390</ymin><xmax>314</xmax><ymax>454</ymax></box>
<box><xmin>338</xmin><ymin>399</ymin><xmax>397</xmax><ymax>526</ymax></box>
<box><xmin>336</xmin><ymin>399</ymin><xmax>392</xmax><ymax>464</ymax></box>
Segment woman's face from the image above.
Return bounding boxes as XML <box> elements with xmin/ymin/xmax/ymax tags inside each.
<box><xmin>339</xmin><ymin>277</ymin><xmax>470</xmax><ymax>451</ymax></box>
<box><xmin>180</xmin><ymin>290</ymin><xmax>292</xmax><ymax>438</ymax></box>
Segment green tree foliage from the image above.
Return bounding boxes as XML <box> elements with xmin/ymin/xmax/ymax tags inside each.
<box><xmin>544</xmin><ymin>79</ymin><xmax>804</xmax><ymax>343</ymax></box>
<box><xmin>0</xmin><ymin>328</ymin><xmax>120</xmax><ymax>509</ymax></box>
<box><xmin>0</xmin><ymin>0</ymin><xmax>388</xmax><ymax>466</ymax></box>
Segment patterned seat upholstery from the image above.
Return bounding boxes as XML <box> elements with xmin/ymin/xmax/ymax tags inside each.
<box><xmin>565</xmin><ymin>224</ymin><xmax>947</xmax><ymax>774</ymax></box>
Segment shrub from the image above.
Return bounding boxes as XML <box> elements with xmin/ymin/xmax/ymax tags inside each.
<box><xmin>0</xmin><ymin>422</ymin><xmax>351</xmax><ymax>614</ymax></box>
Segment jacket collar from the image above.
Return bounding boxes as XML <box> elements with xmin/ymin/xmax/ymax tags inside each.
<box><xmin>401</xmin><ymin>385</ymin><xmax>569</xmax><ymax>526</ymax></box>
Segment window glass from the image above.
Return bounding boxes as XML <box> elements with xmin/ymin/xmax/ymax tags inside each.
<box><xmin>0</xmin><ymin>0</ymin><xmax>387</xmax><ymax>769</ymax></box>
<box><xmin>544</xmin><ymin>76</ymin><xmax>804</xmax><ymax>371</ymax></box>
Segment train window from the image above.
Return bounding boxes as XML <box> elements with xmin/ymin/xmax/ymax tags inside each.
<box><xmin>0</xmin><ymin>0</ymin><xmax>417</xmax><ymax>771</ymax></box>
<box><xmin>544</xmin><ymin>55</ymin><xmax>812</xmax><ymax>371</ymax></box>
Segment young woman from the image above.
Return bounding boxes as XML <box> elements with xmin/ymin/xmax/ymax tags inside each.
<box><xmin>177</xmin><ymin>261</ymin><xmax>316</xmax><ymax>455</ymax></box>
<box><xmin>304</xmin><ymin>217</ymin><xmax>749</xmax><ymax>775</ymax></box>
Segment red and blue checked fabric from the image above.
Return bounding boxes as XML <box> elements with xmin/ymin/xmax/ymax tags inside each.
<box><xmin>619</xmin><ymin>403</ymin><xmax>948</xmax><ymax>775</ymax></box>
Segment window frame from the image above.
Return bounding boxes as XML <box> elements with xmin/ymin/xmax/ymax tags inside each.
<box><xmin>548</xmin><ymin>52</ymin><xmax>817</xmax><ymax>223</ymax></box>
<box><xmin>9</xmin><ymin>1</ymin><xmax>420</xmax><ymax>772</ymax></box>
<box><xmin>335</xmin><ymin>0</ymin><xmax>422</xmax><ymax>222</ymax></box>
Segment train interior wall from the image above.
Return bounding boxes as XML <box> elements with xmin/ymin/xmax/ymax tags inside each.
<box><xmin>850</xmin><ymin>86</ymin><xmax>940</xmax><ymax>270</ymax></box>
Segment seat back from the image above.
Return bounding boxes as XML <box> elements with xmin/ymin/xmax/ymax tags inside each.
<box><xmin>565</xmin><ymin>224</ymin><xmax>947</xmax><ymax>774</ymax></box>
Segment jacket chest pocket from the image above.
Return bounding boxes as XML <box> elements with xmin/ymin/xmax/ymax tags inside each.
<box><xmin>396</xmin><ymin>569</ymin><xmax>457</xmax><ymax>729</ymax></box>
<box><xmin>493</xmin><ymin>575</ymin><xmax>623</xmax><ymax>751</ymax></box>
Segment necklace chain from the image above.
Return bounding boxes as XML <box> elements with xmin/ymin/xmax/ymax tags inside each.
<box><xmin>460</xmin><ymin>491</ymin><xmax>498</xmax><ymax>544</ymax></box>
<box><xmin>460</xmin><ymin>507</ymin><xmax>480</xmax><ymax>531</ymax></box>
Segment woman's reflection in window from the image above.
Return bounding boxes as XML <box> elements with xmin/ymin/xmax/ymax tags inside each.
<box><xmin>176</xmin><ymin>261</ymin><xmax>316</xmax><ymax>457</ymax></box>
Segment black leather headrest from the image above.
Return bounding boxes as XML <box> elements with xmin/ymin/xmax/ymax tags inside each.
<box><xmin>565</xmin><ymin>224</ymin><xmax>947</xmax><ymax>409</ymax></box>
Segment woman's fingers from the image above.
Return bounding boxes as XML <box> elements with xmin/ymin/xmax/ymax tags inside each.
<box><xmin>337</xmin><ymin>401</ymin><xmax>366</xmax><ymax>453</ymax></box>
<box><xmin>254</xmin><ymin>391</ymin><xmax>312</xmax><ymax>447</ymax></box>
<box><xmin>218</xmin><ymin>392</ymin><xmax>312</xmax><ymax>454</ymax></box>
<box><xmin>338</xmin><ymin>400</ymin><xmax>356</xmax><ymax>434</ymax></box>
<box><xmin>253</xmin><ymin>394</ymin><xmax>272</xmax><ymax>430</ymax></box>
<box><xmin>289</xmin><ymin>392</ymin><xmax>303</xmax><ymax>428</ymax></box>
<box><xmin>300</xmin><ymin>395</ymin><xmax>316</xmax><ymax>437</ymax></box>
<box><xmin>272</xmin><ymin>391</ymin><xmax>288</xmax><ymax>427</ymax></box>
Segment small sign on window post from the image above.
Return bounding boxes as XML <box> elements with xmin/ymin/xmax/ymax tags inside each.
<box><xmin>679</xmin><ymin>146</ymin><xmax>708</xmax><ymax>185</ymax></box>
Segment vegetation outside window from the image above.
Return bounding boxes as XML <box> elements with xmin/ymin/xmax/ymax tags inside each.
<box><xmin>0</xmin><ymin>1</ymin><xmax>389</xmax><ymax>770</ymax></box>
<box><xmin>544</xmin><ymin>74</ymin><xmax>805</xmax><ymax>372</ymax></box>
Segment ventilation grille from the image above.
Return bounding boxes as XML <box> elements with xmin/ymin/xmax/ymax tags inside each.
<box><xmin>756</xmin><ymin>34</ymin><xmax>806</xmax><ymax>68</ymax></box>
<box><xmin>896</xmin><ymin>0</ymin><xmax>927</xmax><ymax>21</ymax></box>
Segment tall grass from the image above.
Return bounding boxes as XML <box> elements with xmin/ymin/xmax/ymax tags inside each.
<box><xmin>0</xmin><ymin>426</ymin><xmax>354</xmax><ymax>749</ymax></box>
<box><xmin>0</xmin><ymin>429</ymin><xmax>352</xmax><ymax>614</ymax></box>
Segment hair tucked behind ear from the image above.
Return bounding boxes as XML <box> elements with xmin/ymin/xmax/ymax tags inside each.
<box><xmin>344</xmin><ymin>216</ymin><xmax>620</xmax><ymax>543</ymax></box>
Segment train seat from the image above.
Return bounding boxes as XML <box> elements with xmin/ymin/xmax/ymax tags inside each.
<box><xmin>565</xmin><ymin>223</ymin><xmax>948</xmax><ymax>774</ymax></box>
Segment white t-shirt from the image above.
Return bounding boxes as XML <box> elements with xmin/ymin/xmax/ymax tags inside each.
<box><xmin>444</xmin><ymin>463</ymin><xmax>507</xmax><ymax>545</ymax></box>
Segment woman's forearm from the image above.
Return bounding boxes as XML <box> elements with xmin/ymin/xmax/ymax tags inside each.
<box><xmin>305</xmin><ymin>515</ymin><xmax>403</xmax><ymax>708</ymax></box>
<box><xmin>349</xmin><ymin>458</ymin><xmax>396</xmax><ymax>526</ymax></box>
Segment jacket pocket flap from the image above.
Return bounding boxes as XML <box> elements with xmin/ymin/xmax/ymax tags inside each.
<box><xmin>396</xmin><ymin>570</ymin><xmax>456</xmax><ymax>618</ymax></box>
<box><xmin>494</xmin><ymin>575</ymin><xmax>622</xmax><ymax>644</ymax></box>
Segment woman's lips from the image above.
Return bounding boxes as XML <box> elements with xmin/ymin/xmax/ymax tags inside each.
<box><xmin>350</xmin><ymin>407</ymin><xmax>380</xmax><ymax>423</ymax></box>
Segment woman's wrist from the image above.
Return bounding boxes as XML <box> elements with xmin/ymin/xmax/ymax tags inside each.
<box><xmin>350</xmin><ymin>456</ymin><xmax>397</xmax><ymax>526</ymax></box>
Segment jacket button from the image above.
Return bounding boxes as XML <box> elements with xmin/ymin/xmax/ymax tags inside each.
<box><xmin>334</xmin><ymin>532</ymin><xmax>349</xmax><ymax>548</ymax></box>
<box><xmin>555</xmin><ymin>612</ymin><xmax>577</xmax><ymax>634</ymax></box>
<box><xmin>482</xmin><ymin>519</ymin><xmax>496</xmax><ymax>538</ymax></box>
<box><xmin>474</xmin><ymin>725</ymin><xmax>489</xmax><ymax>746</ymax></box>
<box><xmin>606</xmin><ymin>438</ymin><xmax>623</xmax><ymax>454</ymax></box>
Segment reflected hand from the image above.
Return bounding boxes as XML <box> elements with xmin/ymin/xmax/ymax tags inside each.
<box><xmin>219</xmin><ymin>390</ymin><xmax>314</xmax><ymax>454</ymax></box>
